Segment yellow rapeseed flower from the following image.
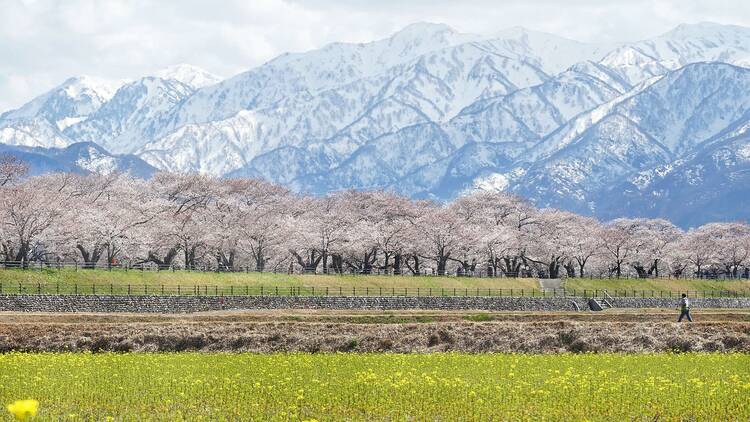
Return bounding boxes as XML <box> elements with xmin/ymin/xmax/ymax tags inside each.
<box><xmin>7</xmin><ymin>400</ymin><xmax>39</xmax><ymax>421</ymax></box>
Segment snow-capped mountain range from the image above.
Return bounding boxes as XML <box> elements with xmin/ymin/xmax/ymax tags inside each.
<box><xmin>2</xmin><ymin>22</ymin><xmax>750</xmax><ymax>227</ymax></box>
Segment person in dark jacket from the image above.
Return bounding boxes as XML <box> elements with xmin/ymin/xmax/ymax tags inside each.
<box><xmin>678</xmin><ymin>293</ymin><xmax>693</xmax><ymax>322</ymax></box>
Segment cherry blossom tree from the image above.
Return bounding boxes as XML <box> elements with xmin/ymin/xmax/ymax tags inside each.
<box><xmin>702</xmin><ymin>222</ymin><xmax>750</xmax><ymax>278</ymax></box>
<box><xmin>599</xmin><ymin>219</ymin><xmax>638</xmax><ymax>278</ymax></box>
<box><xmin>627</xmin><ymin>219</ymin><xmax>682</xmax><ymax>278</ymax></box>
<box><xmin>52</xmin><ymin>173</ymin><xmax>161</xmax><ymax>268</ymax></box>
<box><xmin>0</xmin><ymin>164</ymin><xmax>747</xmax><ymax>280</ymax></box>
<box><xmin>523</xmin><ymin>209</ymin><xmax>581</xmax><ymax>279</ymax></box>
<box><xmin>0</xmin><ymin>174</ymin><xmax>67</xmax><ymax>266</ymax></box>
<box><xmin>0</xmin><ymin>154</ymin><xmax>28</xmax><ymax>187</ymax></box>
<box><xmin>148</xmin><ymin>173</ymin><xmax>218</xmax><ymax>269</ymax></box>
<box><xmin>680</xmin><ymin>226</ymin><xmax>718</xmax><ymax>277</ymax></box>
<box><xmin>557</xmin><ymin>214</ymin><xmax>602</xmax><ymax>278</ymax></box>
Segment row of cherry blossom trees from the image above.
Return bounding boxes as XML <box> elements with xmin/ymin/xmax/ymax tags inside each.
<box><xmin>1</xmin><ymin>168</ymin><xmax>749</xmax><ymax>278</ymax></box>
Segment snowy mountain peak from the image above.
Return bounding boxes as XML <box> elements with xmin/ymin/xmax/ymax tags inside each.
<box><xmin>59</xmin><ymin>75</ymin><xmax>196</xmax><ymax>155</ymax></box>
<box><xmin>596</xmin><ymin>22</ymin><xmax>750</xmax><ymax>85</ymax></box>
<box><xmin>493</xmin><ymin>25</ymin><xmax>573</xmax><ymax>42</ymax></box>
<box><xmin>0</xmin><ymin>75</ymin><xmax>123</xmax><ymax>124</ymax></box>
<box><xmin>660</xmin><ymin>21</ymin><xmax>750</xmax><ymax>39</ymax></box>
<box><xmin>601</xmin><ymin>46</ymin><xmax>659</xmax><ymax>67</ymax></box>
<box><xmin>58</xmin><ymin>75</ymin><xmax>122</xmax><ymax>102</ymax></box>
<box><xmin>154</xmin><ymin>64</ymin><xmax>221</xmax><ymax>89</ymax></box>
<box><xmin>389</xmin><ymin>22</ymin><xmax>459</xmax><ymax>40</ymax></box>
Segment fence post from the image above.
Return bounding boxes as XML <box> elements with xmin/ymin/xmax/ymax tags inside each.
<box><xmin>37</xmin><ymin>283</ymin><xmax>41</xmax><ymax>295</ymax></box>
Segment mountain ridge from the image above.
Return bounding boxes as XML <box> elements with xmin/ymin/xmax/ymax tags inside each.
<box><xmin>1</xmin><ymin>22</ymin><xmax>750</xmax><ymax>227</ymax></box>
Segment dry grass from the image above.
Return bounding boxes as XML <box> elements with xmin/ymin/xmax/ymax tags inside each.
<box><xmin>1</xmin><ymin>310</ymin><xmax>747</xmax><ymax>353</ymax></box>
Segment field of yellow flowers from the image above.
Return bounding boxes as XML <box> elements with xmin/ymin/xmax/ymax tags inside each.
<box><xmin>1</xmin><ymin>352</ymin><xmax>748</xmax><ymax>420</ymax></box>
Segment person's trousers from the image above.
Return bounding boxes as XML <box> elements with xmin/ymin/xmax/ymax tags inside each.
<box><xmin>678</xmin><ymin>309</ymin><xmax>693</xmax><ymax>322</ymax></box>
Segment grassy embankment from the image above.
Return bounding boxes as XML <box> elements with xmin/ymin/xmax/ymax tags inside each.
<box><xmin>0</xmin><ymin>268</ymin><xmax>747</xmax><ymax>296</ymax></box>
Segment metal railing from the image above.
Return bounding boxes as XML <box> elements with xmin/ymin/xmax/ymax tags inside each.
<box><xmin>0</xmin><ymin>281</ymin><xmax>746</xmax><ymax>298</ymax></box>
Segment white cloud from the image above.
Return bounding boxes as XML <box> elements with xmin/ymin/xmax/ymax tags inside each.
<box><xmin>0</xmin><ymin>0</ymin><xmax>749</xmax><ymax>111</ymax></box>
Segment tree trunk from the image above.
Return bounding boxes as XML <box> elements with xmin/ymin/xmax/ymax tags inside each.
<box><xmin>393</xmin><ymin>253</ymin><xmax>402</xmax><ymax>275</ymax></box>
<box><xmin>254</xmin><ymin>245</ymin><xmax>265</xmax><ymax>272</ymax></box>
<box><xmin>405</xmin><ymin>254</ymin><xmax>420</xmax><ymax>275</ymax></box>
<box><xmin>564</xmin><ymin>262</ymin><xmax>576</xmax><ymax>278</ymax></box>
<box><xmin>633</xmin><ymin>264</ymin><xmax>648</xmax><ymax>278</ymax></box>
<box><xmin>502</xmin><ymin>256</ymin><xmax>523</xmax><ymax>277</ymax></box>
<box><xmin>76</xmin><ymin>244</ymin><xmax>103</xmax><ymax>269</ymax></box>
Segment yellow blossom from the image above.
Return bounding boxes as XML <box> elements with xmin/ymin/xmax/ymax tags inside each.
<box><xmin>7</xmin><ymin>400</ymin><xmax>38</xmax><ymax>421</ymax></box>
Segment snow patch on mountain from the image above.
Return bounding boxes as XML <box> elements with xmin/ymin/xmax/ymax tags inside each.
<box><xmin>470</xmin><ymin>172</ymin><xmax>510</xmax><ymax>192</ymax></box>
<box><xmin>65</xmin><ymin>77</ymin><xmax>195</xmax><ymax>154</ymax></box>
<box><xmin>155</xmin><ymin>64</ymin><xmax>221</xmax><ymax>89</ymax></box>
<box><xmin>0</xmin><ymin>118</ymin><xmax>70</xmax><ymax>148</ymax></box>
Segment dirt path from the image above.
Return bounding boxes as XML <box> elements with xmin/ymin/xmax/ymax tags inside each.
<box><xmin>2</xmin><ymin>308</ymin><xmax>748</xmax><ymax>323</ymax></box>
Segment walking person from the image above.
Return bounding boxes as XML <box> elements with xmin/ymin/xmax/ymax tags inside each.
<box><xmin>678</xmin><ymin>293</ymin><xmax>693</xmax><ymax>322</ymax></box>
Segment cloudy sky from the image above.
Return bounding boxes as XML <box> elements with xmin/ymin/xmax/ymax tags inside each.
<box><xmin>1</xmin><ymin>0</ymin><xmax>750</xmax><ymax>111</ymax></box>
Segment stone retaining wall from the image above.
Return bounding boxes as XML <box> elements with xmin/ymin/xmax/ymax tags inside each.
<box><xmin>608</xmin><ymin>297</ymin><xmax>750</xmax><ymax>309</ymax></box>
<box><xmin>0</xmin><ymin>294</ymin><xmax>748</xmax><ymax>313</ymax></box>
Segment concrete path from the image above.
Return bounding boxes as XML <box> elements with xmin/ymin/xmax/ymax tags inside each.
<box><xmin>538</xmin><ymin>278</ymin><xmax>564</xmax><ymax>291</ymax></box>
